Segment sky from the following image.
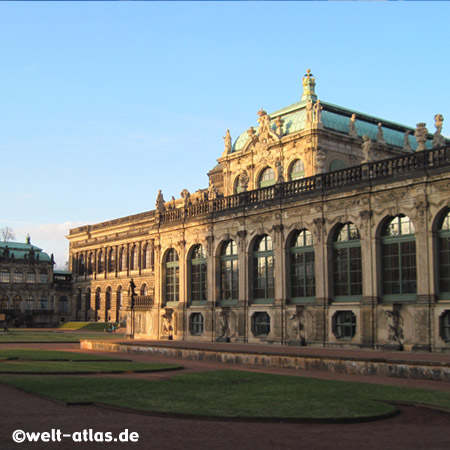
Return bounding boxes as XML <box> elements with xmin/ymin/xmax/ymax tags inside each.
<box><xmin>1</xmin><ymin>2</ymin><xmax>449</xmax><ymax>268</ymax></box>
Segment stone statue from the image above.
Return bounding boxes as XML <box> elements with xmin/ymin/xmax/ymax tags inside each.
<box><xmin>180</xmin><ymin>188</ymin><xmax>191</xmax><ymax>207</ymax></box>
<box><xmin>257</xmin><ymin>108</ymin><xmax>271</xmax><ymax>136</ymax></box>
<box><xmin>361</xmin><ymin>135</ymin><xmax>373</xmax><ymax>162</ymax></box>
<box><xmin>275</xmin><ymin>160</ymin><xmax>284</xmax><ymax>184</ymax></box>
<box><xmin>385</xmin><ymin>309</ymin><xmax>404</xmax><ymax>347</ymax></box>
<box><xmin>302</xmin><ymin>68</ymin><xmax>316</xmax><ymax>98</ymax></box>
<box><xmin>305</xmin><ymin>99</ymin><xmax>313</xmax><ymax>125</ymax></box>
<box><xmin>414</xmin><ymin>122</ymin><xmax>428</xmax><ymax>151</ymax></box>
<box><xmin>219</xmin><ymin>310</ymin><xmax>230</xmax><ymax>339</ymax></box>
<box><xmin>348</xmin><ymin>114</ymin><xmax>357</xmax><ymax>137</ymax></box>
<box><xmin>313</xmin><ymin>100</ymin><xmax>323</xmax><ymax>125</ymax></box>
<box><xmin>403</xmin><ymin>130</ymin><xmax>411</xmax><ymax>151</ymax></box>
<box><xmin>155</xmin><ymin>190</ymin><xmax>165</xmax><ymax>212</ymax></box>
<box><xmin>239</xmin><ymin>170</ymin><xmax>249</xmax><ymax>192</ymax></box>
<box><xmin>377</xmin><ymin>123</ymin><xmax>385</xmax><ymax>144</ymax></box>
<box><xmin>433</xmin><ymin>114</ymin><xmax>445</xmax><ymax>148</ymax></box>
<box><xmin>315</xmin><ymin>147</ymin><xmax>326</xmax><ymax>174</ymax></box>
<box><xmin>223</xmin><ymin>129</ymin><xmax>232</xmax><ymax>155</ymax></box>
<box><xmin>208</xmin><ymin>184</ymin><xmax>218</xmax><ymax>200</ymax></box>
<box><xmin>247</xmin><ymin>126</ymin><xmax>256</xmax><ymax>140</ymax></box>
<box><xmin>162</xmin><ymin>308</ymin><xmax>174</xmax><ymax>336</ymax></box>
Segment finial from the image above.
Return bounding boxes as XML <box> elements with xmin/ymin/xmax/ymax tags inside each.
<box><xmin>301</xmin><ymin>69</ymin><xmax>317</xmax><ymax>102</ymax></box>
<box><xmin>25</xmin><ymin>234</ymin><xmax>31</xmax><ymax>245</ymax></box>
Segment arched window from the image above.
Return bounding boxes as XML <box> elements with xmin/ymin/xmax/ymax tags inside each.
<box><xmin>381</xmin><ymin>215</ymin><xmax>416</xmax><ymax>300</ymax></box>
<box><xmin>76</xmin><ymin>289</ymin><xmax>82</xmax><ymax>311</ymax></box>
<box><xmin>13</xmin><ymin>269</ymin><xmax>22</xmax><ymax>283</ymax></box>
<box><xmin>78</xmin><ymin>254</ymin><xmax>85</xmax><ymax>275</ymax></box>
<box><xmin>87</xmin><ymin>253</ymin><xmax>94</xmax><ymax>275</ymax></box>
<box><xmin>39</xmin><ymin>296</ymin><xmax>47</xmax><ymax>310</ymax></box>
<box><xmin>333</xmin><ymin>223</ymin><xmax>362</xmax><ymax>300</ymax></box>
<box><xmin>119</xmin><ymin>247</ymin><xmax>127</xmax><ymax>272</ymax></box>
<box><xmin>39</xmin><ymin>269</ymin><xmax>48</xmax><ymax>284</ymax></box>
<box><xmin>95</xmin><ymin>288</ymin><xmax>101</xmax><ymax>311</ymax></box>
<box><xmin>105</xmin><ymin>287</ymin><xmax>111</xmax><ymax>311</ymax></box>
<box><xmin>1</xmin><ymin>295</ymin><xmax>9</xmax><ymax>309</ymax></box>
<box><xmin>439</xmin><ymin>211</ymin><xmax>450</xmax><ymax>299</ymax></box>
<box><xmin>0</xmin><ymin>269</ymin><xmax>10</xmax><ymax>283</ymax></box>
<box><xmin>189</xmin><ymin>313</ymin><xmax>204</xmax><ymax>336</ymax></box>
<box><xmin>330</xmin><ymin>159</ymin><xmax>347</xmax><ymax>172</ymax></box>
<box><xmin>290</xmin><ymin>230</ymin><xmax>315</xmax><ymax>302</ymax></box>
<box><xmin>140</xmin><ymin>283</ymin><xmax>147</xmax><ymax>296</ymax></box>
<box><xmin>234</xmin><ymin>176</ymin><xmax>243</xmax><ymax>194</ymax></box>
<box><xmin>130</xmin><ymin>245</ymin><xmax>139</xmax><ymax>271</ymax></box>
<box><xmin>258</xmin><ymin>167</ymin><xmax>276</xmax><ymax>188</ymax></box>
<box><xmin>13</xmin><ymin>295</ymin><xmax>22</xmax><ymax>310</ymax></box>
<box><xmin>59</xmin><ymin>296</ymin><xmax>68</xmax><ymax>313</ymax></box>
<box><xmin>108</xmin><ymin>248</ymin><xmax>115</xmax><ymax>273</ymax></box>
<box><xmin>332</xmin><ymin>311</ymin><xmax>356</xmax><ymax>339</ymax></box>
<box><xmin>117</xmin><ymin>286</ymin><xmax>122</xmax><ymax>310</ymax></box>
<box><xmin>143</xmin><ymin>243</ymin><xmax>152</xmax><ymax>269</ymax></box>
<box><xmin>165</xmin><ymin>249</ymin><xmax>179</xmax><ymax>303</ymax></box>
<box><xmin>26</xmin><ymin>270</ymin><xmax>36</xmax><ymax>284</ymax></box>
<box><xmin>86</xmin><ymin>288</ymin><xmax>91</xmax><ymax>312</ymax></box>
<box><xmin>97</xmin><ymin>250</ymin><xmax>104</xmax><ymax>274</ymax></box>
<box><xmin>190</xmin><ymin>245</ymin><xmax>207</xmax><ymax>302</ymax></box>
<box><xmin>252</xmin><ymin>312</ymin><xmax>270</xmax><ymax>337</ymax></box>
<box><xmin>220</xmin><ymin>240</ymin><xmax>239</xmax><ymax>302</ymax></box>
<box><xmin>25</xmin><ymin>296</ymin><xmax>34</xmax><ymax>311</ymax></box>
<box><xmin>253</xmin><ymin>235</ymin><xmax>274</xmax><ymax>302</ymax></box>
<box><xmin>289</xmin><ymin>159</ymin><xmax>305</xmax><ymax>180</ymax></box>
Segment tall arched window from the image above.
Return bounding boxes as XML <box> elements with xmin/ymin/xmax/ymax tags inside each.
<box><xmin>13</xmin><ymin>295</ymin><xmax>22</xmax><ymax>310</ymax></box>
<box><xmin>117</xmin><ymin>286</ymin><xmax>122</xmax><ymax>310</ymax></box>
<box><xmin>97</xmin><ymin>250</ymin><xmax>104</xmax><ymax>274</ymax></box>
<box><xmin>78</xmin><ymin>254</ymin><xmax>85</xmax><ymax>275</ymax></box>
<box><xmin>439</xmin><ymin>211</ymin><xmax>450</xmax><ymax>299</ymax></box>
<box><xmin>26</xmin><ymin>270</ymin><xmax>36</xmax><ymax>284</ymax></box>
<box><xmin>1</xmin><ymin>295</ymin><xmax>9</xmax><ymax>309</ymax></box>
<box><xmin>86</xmin><ymin>288</ymin><xmax>91</xmax><ymax>313</ymax></box>
<box><xmin>39</xmin><ymin>295</ymin><xmax>47</xmax><ymax>310</ymax></box>
<box><xmin>258</xmin><ymin>167</ymin><xmax>276</xmax><ymax>188</ymax></box>
<box><xmin>234</xmin><ymin>176</ymin><xmax>243</xmax><ymax>194</ymax></box>
<box><xmin>289</xmin><ymin>159</ymin><xmax>305</xmax><ymax>180</ymax></box>
<box><xmin>108</xmin><ymin>248</ymin><xmax>115</xmax><ymax>273</ymax></box>
<box><xmin>59</xmin><ymin>296</ymin><xmax>68</xmax><ymax>313</ymax></box>
<box><xmin>87</xmin><ymin>253</ymin><xmax>94</xmax><ymax>275</ymax></box>
<box><xmin>165</xmin><ymin>249</ymin><xmax>179</xmax><ymax>303</ymax></box>
<box><xmin>25</xmin><ymin>296</ymin><xmax>34</xmax><ymax>311</ymax></box>
<box><xmin>140</xmin><ymin>283</ymin><xmax>147</xmax><ymax>296</ymax></box>
<box><xmin>39</xmin><ymin>269</ymin><xmax>48</xmax><ymax>284</ymax></box>
<box><xmin>13</xmin><ymin>269</ymin><xmax>22</xmax><ymax>283</ymax></box>
<box><xmin>253</xmin><ymin>235</ymin><xmax>274</xmax><ymax>302</ymax></box>
<box><xmin>333</xmin><ymin>223</ymin><xmax>362</xmax><ymax>300</ymax></box>
<box><xmin>143</xmin><ymin>243</ymin><xmax>152</xmax><ymax>269</ymax></box>
<box><xmin>190</xmin><ymin>245</ymin><xmax>207</xmax><ymax>303</ymax></box>
<box><xmin>220</xmin><ymin>240</ymin><xmax>239</xmax><ymax>302</ymax></box>
<box><xmin>290</xmin><ymin>230</ymin><xmax>315</xmax><ymax>302</ymax></box>
<box><xmin>95</xmin><ymin>288</ymin><xmax>101</xmax><ymax>311</ymax></box>
<box><xmin>382</xmin><ymin>215</ymin><xmax>416</xmax><ymax>300</ymax></box>
<box><xmin>119</xmin><ymin>247</ymin><xmax>127</xmax><ymax>272</ymax></box>
<box><xmin>130</xmin><ymin>245</ymin><xmax>139</xmax><ymax>271</ymax></box>
<box><xmin>1</xmin><ymin>269</ymin><xmax>10</xmax><ymax>283</ymax></box>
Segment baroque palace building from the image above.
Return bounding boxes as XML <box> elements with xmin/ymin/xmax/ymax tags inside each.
<box><xmin>68</xmin><ymin>70</ymin><xmax>450</xmax><ymax>352</ymax></box>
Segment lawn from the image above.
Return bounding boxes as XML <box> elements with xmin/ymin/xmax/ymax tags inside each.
<box><xmin>59</xmin><ymin>322</ymin><xmax>119</xmax><ymax>332</ymax></box>
<box><xmin>0</xmin><ymin>349</ymin><xmax>129</xmax><ymax>361</ymax></box>
<box><xmin>0</xmin><ymin>330</ymin><xmax>124</xmax><ymax>343</ymax></box>
<box><xmin>2</xmin><ymin>370</ymin><xmax>450</xmax><ymax>420</ymax></box>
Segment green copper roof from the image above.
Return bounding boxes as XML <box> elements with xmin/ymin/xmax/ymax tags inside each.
<box><xmin>231</xmin><ymin>99</ymin><xmax>435</xmax><ymax>153</ymax></box>
<box><xmin>0</xmin><ymin>241</ymin><xmax>51</xmax><ymax>262</ymax></box>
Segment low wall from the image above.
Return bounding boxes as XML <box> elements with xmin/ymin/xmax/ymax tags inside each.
<box><xmin>80</xmin><ymin>340</ymin><xmax>450</xmax><ymax>382</ymax></box>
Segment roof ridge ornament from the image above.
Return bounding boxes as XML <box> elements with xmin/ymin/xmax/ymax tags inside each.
<box><xmin>301</xmin><ymin>69</ymin><xmax>317</xmax><ymax>102</ymax></box>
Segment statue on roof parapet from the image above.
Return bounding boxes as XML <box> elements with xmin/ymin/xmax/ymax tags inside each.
<box><xmin>239</xmin><ymin>170</ymin><xmax>249</xmax><ymax>192</ymax></box>
<box><xmin>403</xmin><ymin>130</ymin><xmax>412</xmax><ymax>151</ymax></box>
<box><xmin>313</xmin><ymin>100</ymin><xmax>323</xmax><ymax>126</ymax></box>
<box><xmin>348</xmin><ymin>114</ymin><xmax>357</xmax><ymax>137</ymax></box>
<box><xmin>275</xmin><ymin>160</ymin><xmax>285</xmax><ymax>184</ymax></box>
<box><xmin>305</xmin><ymin>99</ymin><xmax>313</xmax><ymax>126</ymax></box>
<box><xmin>223</xmin><ymin>129</ymin><xmax>232</xmax><ymax>156</ymax></box>
<box><xmin>315</xmin><ymin>147</ymin><xmax>326</xmax><ymax>174</ymax></box>
<box><xmin>377</xmin><ymin>123</ymin><xmax>385</xmax><ymax>145</ymax></box>
<box><xmin>362</xmin><ymin>135</ymin><xmax>373</xmax><ymax>163</ymax></box>
<box><xmin>155</xmin><ymin>190</ymin><xmax>166</xmax><ymax>212</ymax></box>
<box><xmin>180</xmin><ymin>189</ymin><xmax>191</xmax><ymax>207</ymax></box>
<box><xmin>275</xmin><ymin>117</ymin><xmax>284</xmax><ymax>138</ymax></box>
<box><xmin>414</xmin><ymin>123</ymin><xmax>428</xmax><ymax>151</ymax></box>
<box><xmin>302</xmin><ymin>68</ymin><xmax>316</xmax><ymax>101</ymax></box>
<box><xmin>433</xmin><ymin>114</ymin><xmax>445</xmax><ymax>148</ymax></box>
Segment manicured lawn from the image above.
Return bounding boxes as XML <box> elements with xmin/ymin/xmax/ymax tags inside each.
<box><xmin>0</xmin><ymin>330</ymin><xmax>124</xmax><ymax>343</ymax></box>
<box><xmin>59</xmin><ymin>322</ymin><xmax>119</xmax><ymax>332</ymax></box>
<box><xmin>2</xmin><ymin>370</ymin><xmax>450</xmax><ymax>420</ymax></box>
<box><xmin>0</xmin><ymin>349</ymin><xmax>129</xmax><ymax>361</ymax></box>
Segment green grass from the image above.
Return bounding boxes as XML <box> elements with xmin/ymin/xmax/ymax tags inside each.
<box><xmin>0</xmin><ymin>330</ymin><xmax>123</xmax><ymax>343</ymax></box>
<box><xmin>0</xmin><ymin>349</ymin><xmax>129</xmax><ymax>361</ymax></box>
<box><xmin>59</xmin><ymin>322</ymin><xmax>117</xmax><ymax>332</ymax></box>
<box><xmin>2</xmin><ymin>370</ymin><xmax>450</xmax><ymax>420</ymax></box>
<box><xmin>0</xmin><ymin>360</ymin><xmax>181</xmax><ymax>374</ymax></box>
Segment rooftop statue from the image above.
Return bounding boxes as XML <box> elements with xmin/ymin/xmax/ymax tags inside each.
<box><xmin>414</xmin><ymin>123</ymin><xmax>428</xmax><ymax>151</ymax></box>
<box><xmin>301</xmin><ymin>68</ymin><xmax>316</xmax><ymax>100</ymax></box>
<box><xmin>313</xmin><ymin>100</ymin><xmax>323</xmax><ymax>125</ymax></box>
<box><xmin>223</xmin><ymin>129</ymin><xmax>232</xmax><ymax>155</ymax></box>
<box><xmin>377</xmin><ymin>123</ymin><xmax>385</xmax><ymax>145</ymax></box>
<box><xmin>305</xmin><ymin>99</ymin><xmax>313</xmax><ymax>125</ymax></box>
<box><xmin>362</xmin><ymin>135</ymin><xmax>373</xmax><ymax>162</ymax></box>
<box><xmin>348</xmin><ymin>114</ymin><xmax>357</xmax><ymax>137</ymax></box>
<box><xmin>275</xmin><ymin>160</ymin><xmax>285</xmax><ymax>184</ymax></box>
<box><xmin>155</xmin><ymin>189</ymin><xmax>166</xmax><ymax>212</ymax></box>
<box><xmin>433</xmin><ymin>114</ymin><xmax>445</xmax><ymax>147</ymax></box>
<box><xmin>403</xmin><ymin>130</ymin><xmax>412</xmax><ymax>151</ymax></box>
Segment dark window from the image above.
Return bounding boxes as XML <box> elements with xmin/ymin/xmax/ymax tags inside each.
<box><xmin>332</xmin><ymin>311</ymin><xmax>356</xmax><ymax>339</ymax></box>
<box><xmin>220</xmin><ymin>240</ymin><xmax>239</xmax><ymax>301</ymax></box>
<box><xmin>190</xmin><ymin>245</ymin><xmax>207</xmax><ymax>302</ymax></box>
<box><xmin>105</xmin><ymin>288</ymin><xmax>112</xmax><ymax>311</ymax></box>
<box><xmin>253</xmin><ymin>235</ymin><xmax>274</xmax><ymax>301</ymax></box>
<box><xmin>333</xmin><ymin>223</ymin><xmax>362</xmax><ymax>299</ymax></box>
<box><xmin>108</xmin><ymin>249</ymin><xmax>115</xmax><ymax>273</ymax></box>
<box><xmin>382</xmin><ymin>215</ymin><xmax>416</xmax><ymax>298</ymax></box>
<box><xmin>290</xmin><ymin>230</ymin><xmax>315</xmax><ymax>300</ymax></box>
<box><xmin>165</xmin><ymin>249</ymin><xmax>179</xmax><ymax>302</ymax></box>
<box><xmin>252</xmin><ymin>312</ymin><xmax>271</xmax><ymax>337</ymax></box>
<box><xmin>440</xmin><ymin>311</ymin><xmax>450</xmax><ymax>342</ymax></box>
<box><xmin>95</xmin><ymin>289</ymin><xmax>101</xmax><ymax>310</ymax></box>
<box><xmin>259</xmin><ymin>167</ymin><xmax>276</xmax><ymax>188</ymax></box>
<box><xmin>190</xmin><ymin>313</ymin><xmax>204</xmax><ymax>336</ymax></box>
<box><xmin>59</xmin><ymin>296</ymin><xmax>69</xmax><ymax>313</ymax></box>
<box><xmin>0</xmin><ymin>295</ymin><xmax>9</xmax><ymax>309</ymax></box>
<box><xmin>97</xmin><ymin>250</ymin><xmax>104</xmax><ymax>274</ymax></box>
<box><xmin>439</xmin><ymin>211</ymin><xmax>450</xmax><ymax>297</ymax></box>
<box><xmin>290</xmin><ymin>159</ymin><xmax>305</xmax><ymax>180</ymax></box>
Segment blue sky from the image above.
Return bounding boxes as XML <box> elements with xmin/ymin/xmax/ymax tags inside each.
<box><xmin>1</xmin><ymin>2</ymin><xmax>449</xmax><ymax>267</ymax></box>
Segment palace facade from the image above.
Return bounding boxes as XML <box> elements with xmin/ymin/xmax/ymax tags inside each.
<box><xmin>68</xmin><ymin>71</ymin><xmax>450</xmax><ymax>352</ymax></box>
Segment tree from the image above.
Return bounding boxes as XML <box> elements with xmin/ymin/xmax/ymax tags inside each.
<box><xmin>0</xmin><ymin>227</ymin><xmax>16</xmax><ymax>242</ymax></box>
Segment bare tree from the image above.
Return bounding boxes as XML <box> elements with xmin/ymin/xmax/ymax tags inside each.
<box><xmin>0</xmin><ymin>227</ymin><xmax>16</xmax><ymax>242</ymax></box>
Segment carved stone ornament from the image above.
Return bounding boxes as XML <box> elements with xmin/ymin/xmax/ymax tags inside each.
<box><xmin>359</xmin><ymin>210</ymin><xmax>372</xmax><ymax>233</ymax></box>
<box><xmin>315</xmin><ymin>147</ymin><xmax>326</xmax><ymax>174</ymax></box>
<box><xmin>305</xmin><ymin>99</ymin><xmax>313</xmax><ymax>126</ymax></box>
<box><xmin>205</xmin><ymin>235</ymin><xmax>214</xmax><ymax>257</ymax></box>
<box><xmin>239</xmin><ymin>170</ymin><xmax>249</xmax><ymax>192</ymax></box>
<box><xmin>275</xmin><ymin>159</ymin><xmax>285</xmax><ymax>184</ymax></box>
<box><xmin>223</xmin><ymin>129</ymin><xmax>232</xmax><ymax>155</ymax></box>
<box><xmin>348</xmin><ymin>114</ymin><xmax>357</xmax><ymax>137</ymax></box>
<box><xmin>414</xmin><ymin>122</ymin><xmax>428</xmax><ymax>151</ymax></box>
<box><xmin>180</xmin><ymin>188</ymin><xmax>191</xmax><ymax>207</ymax></box>
<box><xmin>312</xmin><ymin>217</ymin><xmax>324</xmax><ymax>242</ymax></box>
<box><xmin>385</xmin><ymin>307</ymin><xmax>404</xmax><ymax>346</ymax></box>
<box><xmin>313</xmin><ymin>100</ymin><xmax>323</xmax><ymax>125</ymax></box>
<box><xmin>161</xmin><ymin>308</ymin><xmax>174</xmax><ymax>336</ymax></box>
<box><xmin>302</xmin><ymin>69</ymin><xmax>316</xmax><ymax>98</ymax></box>
<box><xmin>208</xmin><ymin>184</ymin><xmax>218</xmax><ymax>200</ymax></box>
<box><xmin>275</xmin><ymin>116</ymin><xmax>284</xmax><ymax>137</ymax></box>
<box><xmin>288</xmin><ymin>306</ymin><xmax>306</xmax><ymax>344</ymax></box>
<box><xmin>155</xmin><ymin>189</ymin><xmax>166</xmax><ymax>212</ymax></box>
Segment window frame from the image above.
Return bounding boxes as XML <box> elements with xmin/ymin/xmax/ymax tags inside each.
<box><xmin>220</xmin><ymin>240</ymin><xmax>239</xmax><ymax>304</ymax></box>
<box><xmin>253</xmin><ymin>235</ymin><xmax>275</xmax><ymax>304</ymax></box>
